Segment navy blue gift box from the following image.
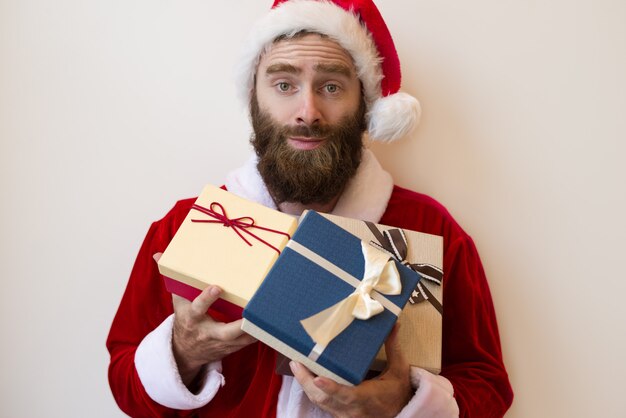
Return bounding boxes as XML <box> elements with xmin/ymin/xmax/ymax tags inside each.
<box><xmin>242</xmin><ymin>211</ymin><xmax>420</xmax><ymax>385</ymax></box>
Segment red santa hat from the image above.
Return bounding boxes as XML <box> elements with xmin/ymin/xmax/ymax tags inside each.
<box><xmin>237</xmin><ymin>0</ymin><xmax>421</xmax><ymax>142</ymax></box>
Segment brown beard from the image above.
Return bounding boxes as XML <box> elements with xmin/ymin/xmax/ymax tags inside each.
<box><xmin>250</xmin><ymin>93</ymin><xmax>366</xmax><ymax>205</ymax></box>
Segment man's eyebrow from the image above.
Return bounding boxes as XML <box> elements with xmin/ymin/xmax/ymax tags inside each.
<box><xmin>313</xmin><ymin>63</ymin><xmax>353</xmax><ymax>78</ymax></box>
<box><xmin>265</xmin><ymin>63</ymin><xmax>300</xmax><ymax>75</ymax></box>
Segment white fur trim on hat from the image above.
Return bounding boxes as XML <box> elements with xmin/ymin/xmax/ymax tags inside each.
<box><xmin>236</xmin><ymin>0</ymin><xmax>382</xmax><ymax>109</ymax></box>
<box><xmin>236</xmin><ymin>0</ymin><xmax>420</xmax><ymax>142</ymax></box>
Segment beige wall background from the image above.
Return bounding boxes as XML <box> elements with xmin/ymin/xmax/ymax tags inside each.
<box><xmin>1</xmin><ymin>0</ymin><xmax>624</xmax><ymax>417</ymax></box>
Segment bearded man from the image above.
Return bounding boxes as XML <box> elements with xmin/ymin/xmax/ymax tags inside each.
<box><xmin>107</xmin><ymin>1</ymin><xmax>513</xmax><ymax>417</ymax></box>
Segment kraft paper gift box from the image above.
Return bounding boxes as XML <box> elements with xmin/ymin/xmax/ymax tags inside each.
<box><xmin>242</xmin><ymin>210</ymin><xmax>420</xmax><ymax>385</ymax></box>
<box><xmin>318</xmin><ymin>212</ymin><xmax>444</xmax><ymax>374</ymax></box>
<box><xmin>157</xmin><ymin>184</ymin><xmax>298</xmax><ymax>310</ymax></box>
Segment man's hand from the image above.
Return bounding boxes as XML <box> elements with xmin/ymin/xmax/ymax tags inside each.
<box><xmin>290</xmin><ymin>324</ymin><xmax>413</xmax><ymax>418</ymax></box>
<box><xmin>153</xmin><ymin>253</ymin><xmax>256</xmax><ymax>388</ymax></box>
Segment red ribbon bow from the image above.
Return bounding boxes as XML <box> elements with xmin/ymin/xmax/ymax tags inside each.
<box><xmin>191</xmin><ymin>202</ymin><xmax>291</xmax><ymax>254</ymax></box>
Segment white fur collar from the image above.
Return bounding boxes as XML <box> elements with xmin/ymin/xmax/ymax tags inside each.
<box><xmin>224</xmin><ymin>149</ymin><xmax>393</xmax><ymax>223</ymax></box>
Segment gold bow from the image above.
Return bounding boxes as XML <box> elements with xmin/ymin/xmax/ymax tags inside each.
<box><xmin>300</xmin><ymin>242</ymin><xmax>402</xmax><ymax>348</ymax></box>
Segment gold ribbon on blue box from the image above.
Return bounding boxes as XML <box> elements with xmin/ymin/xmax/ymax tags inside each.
<box><xmin>297</xmin><ymin>241</ymin><xmax>402</xmax><ymax>360</ymax></box>
<box><xmin>241</xmin><ymin>210</ymin><xmax>419</xmax><ymax>385</ymax></box>
<box><xmin>317</xmin><ymin>212</ymin><xmax>444</xmax><ymax>374</ymax></box>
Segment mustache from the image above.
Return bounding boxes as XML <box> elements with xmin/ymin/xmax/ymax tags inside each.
<box><xmin>279</xmin><ymin>124</ymin><xmax>334</xmax><ymax>139</ymax></box>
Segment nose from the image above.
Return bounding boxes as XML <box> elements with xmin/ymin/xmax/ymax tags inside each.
<box><xmin>296</xmin><ymin>89</ymin><xmax>322</xmax><ymax>126</ymax></box>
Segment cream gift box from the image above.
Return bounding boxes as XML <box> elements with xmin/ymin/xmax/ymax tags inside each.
<box><xmin>319</xmin><ymin>212</ymin><xmax>444</xmax><ymax>374</ymax></box>
<box><xmin>157</xmin><ymin>184</ymin><xmax>298</xmax><ymax>309</ymax></box>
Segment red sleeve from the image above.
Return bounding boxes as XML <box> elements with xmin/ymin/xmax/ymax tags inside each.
<box><xmin>382</xmin><ymin>186</ymin><xmax>513</xmax><ymax>417</ymax></box>
<box><xmin>440</xmin><ymin>235</ymin><xmax>514</xmax><ymax>418</ymax></box>
<box><xmin>106</xmin><ymin>203</ymin><xmax>194</xmax><ymax>418</ymax></box>
<box><xmin>106</xmin><ymin>197</ymin><xmax>283</xmax><ymax>418</ymax></box>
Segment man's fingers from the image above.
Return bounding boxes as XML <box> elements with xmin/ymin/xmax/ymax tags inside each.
<box><xmin>290</xmin><ymin>361</ymin><xmax>321</xmax><ymax>394</ymax></box>
<box><xmin>385</xmin><ymin>323</ymin><xmax>402</xmax><ymax>355</ymax></box>
<box><xmin>290</xmin><ymin>361</ymin><xmax>353</xmax><ymax>406</ymax></box>
<box><xmin>312</xmin><ymin>376</ymin><xmax>339</xmax><ymax>392</ymax></box>
<box><xmin>289</xmin><ymin>362</ymin><xmax>357</xmax><ymax>401</ymax></box>
<box><xmin>290</xmin><ymin>361</ymin><xmax>313</xmax><ymax>380</ymax></box>
<box><xmin>171</xmin><ymin>294</ymin><xmax>190</xmax><ymax>311</ymax></box>
<box><xmin>152</xmin><ymin>252</ymin><xmax>163</xmax><ymax>263</ymax></box>
<box><xmin>232</xmin><ymin>331</ymin><xmax>257</xmax><ymax>346</ymax></box>
<box><xmin>209</xmin><ymin>319</ymin><xmax>250</xmax><ymax>341</ymax></box>
<box><xmin>189</xmin><ymin>285</ymin><xmax>222</xmax><ymax>317</ymax></box>
<box><xmin>313</xmin><ymin>377</ymin><xmax>355</xmax><ymax>404</ymax></box>
<box><xmin>383</xmin><ymin>323</ymin><xmax>408</xmax><ymax>374</ymax></box>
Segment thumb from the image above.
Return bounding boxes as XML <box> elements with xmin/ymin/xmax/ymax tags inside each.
<box><xmin>384</xmin><ymin>323</ymin><xmax>407</xmax><ymax>373</ymax></box>
<box><xmin>152</xmin><ymin>252</ymin><xmax>163</xmax><ymax>263</ymax></box>
<box><xmin>189</xmin><ymin>285</ymin><xmax>223</xmax><ymax>317</ymax></box>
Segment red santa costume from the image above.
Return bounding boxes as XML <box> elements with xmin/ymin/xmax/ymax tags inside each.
<box><xmin>107</xmin><ymin>1</ymin><xmax>513</xmax><ymax>416</ymax></box>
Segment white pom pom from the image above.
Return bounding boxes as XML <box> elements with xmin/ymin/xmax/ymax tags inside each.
<box><xmin>367</xmin><ymin>92</ymin><xmax>421</xmax><ymax>142</ymax></box>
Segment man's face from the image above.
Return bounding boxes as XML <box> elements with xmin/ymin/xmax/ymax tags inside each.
<box><xmin>251</xmin><ymin>33</ymin><xmax>366</xmax><ymax>205</ymax></box>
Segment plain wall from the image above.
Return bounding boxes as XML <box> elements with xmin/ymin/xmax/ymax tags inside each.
<box><xmin>1</xmin><ymin>0</ymin><xmax>624</xmax><ymax>417</ymax></box>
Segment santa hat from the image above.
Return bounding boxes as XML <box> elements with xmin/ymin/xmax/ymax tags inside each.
<box><xmin>236</xmin><ymin>0</ymin><xmax>421</xmax><ymax>142</ymax></box>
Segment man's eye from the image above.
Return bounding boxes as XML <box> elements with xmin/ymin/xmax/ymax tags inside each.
<box><xmin>324</xmin><ymin>84</ymin><xmax>339</xmax><ymax>93</ymax></box>
<box><xmin>277</xmin><ymin>82</ymin><xmax>290</xmax><ymax>92</ymax></box>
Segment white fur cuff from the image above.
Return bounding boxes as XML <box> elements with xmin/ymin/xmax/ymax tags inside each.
<box><xmin>134</xmin><ymin>314</ymin><xmax>225</xmax><ymax>410</ymax></box>
<box><xmin>396</xmin><ymin>367</ymin><xmax>459</xmax><ymax>418</ymax></box>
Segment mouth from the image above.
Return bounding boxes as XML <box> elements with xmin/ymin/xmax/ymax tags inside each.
<box><xmin>287</xmin><ymin>136</ymin><xmax>327</xmax><ymax>150</ymax></box>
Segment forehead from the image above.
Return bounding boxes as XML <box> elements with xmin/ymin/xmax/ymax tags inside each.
<box><xmin>258</xmin><ymin>33</ymin><xmax>356</xmax><ymax>75</ymax></box>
